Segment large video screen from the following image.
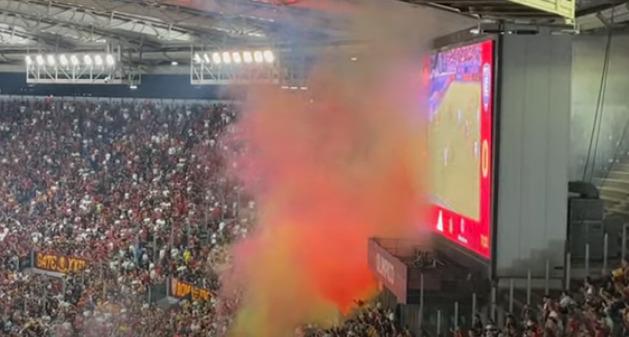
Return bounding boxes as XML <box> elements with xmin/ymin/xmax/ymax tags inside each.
<box><xmin>427</xmin><ymin>39</ymin><xmax>494</xmax><ymax>259</ymax></box>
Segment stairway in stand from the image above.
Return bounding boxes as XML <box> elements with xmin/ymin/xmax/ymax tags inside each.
<box><xmin>600</xmin><ymin>162</ymin><xmax>629</xmax><ymax>218</ymax></box>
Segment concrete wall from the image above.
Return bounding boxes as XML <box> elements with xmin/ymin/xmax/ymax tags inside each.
<box><xmin>571</xmin><ymin>33</ymin><xmax>629</xmax><ymax>182</ymax></box>
<box><xmin>492</xmin><ymin>31</ymin><xmax>629</xmax><ymax>278</ymax></box>
<box><xmin>495</xmin><ymin>33</ymin><xmax>571</xmax><ymax>278</ymax></box>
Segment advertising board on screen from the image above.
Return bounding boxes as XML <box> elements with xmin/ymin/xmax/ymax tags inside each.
<box><xmin>426</xmin><ymin>39</ymin><xmax>494</xmax><ymax>259</ymax></box>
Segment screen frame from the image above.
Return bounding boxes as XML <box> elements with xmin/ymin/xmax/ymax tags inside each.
<box><xmin>427</xmin><ymin>33</ymin><xmax>500</xmax><ymax>272</ymax></box>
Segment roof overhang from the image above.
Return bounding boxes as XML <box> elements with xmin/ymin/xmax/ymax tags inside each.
<box><xmin>399</xmin><ymin>0</ymin><xmax>575</xmax><ymax>22</ymax></box>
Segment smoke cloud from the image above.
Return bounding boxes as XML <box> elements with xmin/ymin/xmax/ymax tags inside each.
<box><xmin>220</xmin><ymin>2</ymin><xmax>468</xmax><ymax>336</ymax></box>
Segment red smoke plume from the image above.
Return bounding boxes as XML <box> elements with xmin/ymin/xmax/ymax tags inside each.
<box><xmin>223</xmin><ymin>66</ymin><xmax>428</xmax><ymax>336</ymax></box>
<box><xmin>218</xmin><ymin>2</ymin><xmax>457</xmax><ymax>336</ymax></box>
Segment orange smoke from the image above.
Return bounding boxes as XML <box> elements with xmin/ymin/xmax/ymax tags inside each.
<box><xmin>218</xmin><ymin>2</ymin><xmax>459</xmax><ymax>336</ymax></box>
<box><xmin>224</xmin><ymin>64</ymin><xmax>428</xmax><ymax>336</ymax></box>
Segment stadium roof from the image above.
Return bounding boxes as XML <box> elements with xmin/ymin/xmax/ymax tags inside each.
<box><xmin>0</xmin><ymin>0</ymin><xmax>354</xmax><ymax>67</ymax></box>
<box><xmin>0</xmin><ymin>0</ymin><xmax>624</xmax><ymax>69</ymax></box>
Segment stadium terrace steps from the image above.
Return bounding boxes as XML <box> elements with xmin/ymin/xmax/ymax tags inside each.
<box><xmin>607</xmin><ymin>171</ymin><xmax>629</xmax><ymax>180</ymax></box>
<box><xmin>600</xmin><ymin>164</ymin><xmax>629</xmax><ymax>218</ymax></box>
<box><xmin>608</xmin><ymin>207</ymin><xmax>629</xmax><ymax>217</ymax></box>
<box><xmin>599</xmin><ymin>185</ymin><xmax>629</xmax><ymax>199</ymax></box>
<box><xmin>611</xmin><ymin>163</ymin><xmax>629</xmax><ymax>172</ymax></box>
<box><xmin>602</xmin><ymin>197</ymin><xmax>624</xmax><ymax>210</ymax></box>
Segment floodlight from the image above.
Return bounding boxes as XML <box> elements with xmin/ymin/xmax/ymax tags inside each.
<box><xmin>36</xmin><ymin>54</ymin><xmax>45</xmax><ymax>66</ymax></box>
<box><xmin>232</xmin><ymin>52</ymin><xmax>242</xmax><ymax>64</ymax></box>
<box><xmin>203</xmin><ymin>53</ymin><xmax>211</xmax><ymax>64</ymax></box>
<box><xmin>59</xmin><ymin>54</ymin><xmax>68</xmax><ymax>66</ymax></box>
<box><xmin>25</xmin><ymin>55</ymin><xmax>32</xmax><ymax>65</ymax></box>
<box><xmin>193</xmin><ymin>53</ymin><xmax>202</xmax><ymax>64</ymax></box>
<box><xmin>171</xmin><ymin>61</ymin><xmax>179</xmax><ymax>66</ymax></box>
<box><xmin>243</xmin><ymin>51</ymin><xmax>253</xmax><ymax>64</ymax></box>
<box><xmin>212</xmin><ymin>52</ymin><xmax>221</xmax><ymax>64</ymax></box>
<box><xmin>46</xmin><ymin>54</ymin><xmax>56</xmax><ymax>66</ymax></box>
<box><xmin>94</xmin><ymin>54</ymin><xmax>103</xmax><ymax>66</ymax></box>
<box><xmin>222</xmin><ymin>52</ymin><xmax>232</xmax><ymax>64</ymax></box>
<box><xmin>83</xmin><ymin>54</ymin><xmax>92</xmax><ymax>65</ymax></box>
<box><xmin>263</xmin><ymin>50</ymin><xmax>275</xmax><ymax>63</ymax></box>
<box><xmin>253</xmin><ymin>51</ymin><xmax>264</xmax><ymax>63</ymax></box>
<box><xmin>70</xmin><ymin>54</ymin><xmax>79</xmax><ymax>66</ymax></box>
<box><xmin>105</xmin><ymin>54</ymin><xmax>115</xmax><ymax>66</ymax></box>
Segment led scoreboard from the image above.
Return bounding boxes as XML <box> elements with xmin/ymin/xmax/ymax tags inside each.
<box><xmin>426</xmin><ymin>39</ymin><xmax>494</xmax><ymax>259</ymax></box>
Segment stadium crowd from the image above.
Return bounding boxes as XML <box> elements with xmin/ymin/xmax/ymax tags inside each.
<box><xmin>301</xmin><ymin>304</ymin><xmax>414</xmax><ymax>337</ymax></box>
<box><xmin>0</xmin><ymin>98</ymin><xmax>246</xmax><ymax>336</ymax></box>
<box><xmin>2</xmin><ymin>97</ymin><xmax>629</xmax><ymax>337</ymax></box>
<box><xmin>463</xmin><ymin>263</ymin><xmax>629</xmax><ymax>337</ymax></box>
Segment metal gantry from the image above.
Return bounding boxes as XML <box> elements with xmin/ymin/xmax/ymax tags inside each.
<box><xmin>24</xmin><ymin>50</ymin><xmax>138</xmax><ymax>85</ymax></box>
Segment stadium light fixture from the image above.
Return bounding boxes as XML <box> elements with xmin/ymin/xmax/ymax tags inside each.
<box><xmin>191</xmin><ymin>48</ymin><xmax>280</xmax><ymax>85</ymax></box>
<box><xmin>243</xmin><ymin>51</ymin><xmax>253</xmax><ymax>64</ymax></box>
<box><xmin>59</xmin><ymin>54</ymin><xmax>68</xmax><ymax>67</ymax></box>
<box><xmin>193</xmin><ymin>49</ymin><xmax>275</xmax><ymax>66</ymax></box>
<box><xmin>46</xmin><ymin>54</ymin><xmax>56</xmax><ymax>66</ymax></box>
<box><xmin>129</xmin><ymin>84</ymin><xmax>138</xmax><ymax>90</ymax></box>
<box><xmin>212</xmin><ymin>52</ymin><xmax>221</xmax><ymax>64</ymax></box>
<box><xmin>171</xmin><ymin>61</ymin><xmax>179</xmax><ymax>66</ymax></box>
<box><xmin>253</xmin><ymin>51</ymin><xmax>264</xmax><ymax>64</ymax></box>
<box><xmin>263</xmin><ymin>50</ymin><xmax>275</xmax><ymax>63</ymax></box>
<box><xmin>105</xmin><ymin>54</ymin><xmax>115</xmax><ymax>67</ymax></box>
<box><xmin>232</xmin><ymin>52</ymin><xmax>242</xmax><ymax>64</ymax></box>
<box><xmin>26</xmin><ymin>51</ymin><xmax>128</xmax><ymax>85</ymax></box>
<box><xmin>221</xmin><ymin>52</ymin><xmax>232</xmax><ymax>64</ymax></box>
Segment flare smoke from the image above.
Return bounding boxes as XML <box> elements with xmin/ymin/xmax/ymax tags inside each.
<box><xmin>220</xmin><ymin>2</ymin><xmax>464</xmax><ymax>336</ymax></box>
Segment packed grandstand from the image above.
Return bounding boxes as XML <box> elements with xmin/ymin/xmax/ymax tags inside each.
<box><xmin>0</xmin><ymin>98</ymin><xmax>627</xmax><ymax>337</ymax></box>
<box><xmin>0</xmin><ymin>98</ymin><xmax>242</xmax><ymax>336</ymax></box>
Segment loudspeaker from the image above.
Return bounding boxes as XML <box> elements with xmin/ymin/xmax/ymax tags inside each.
<box><xmin>568</xmin><ymin>198</ymin><xmax>605</xmax><ymax>260</ymax></box>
